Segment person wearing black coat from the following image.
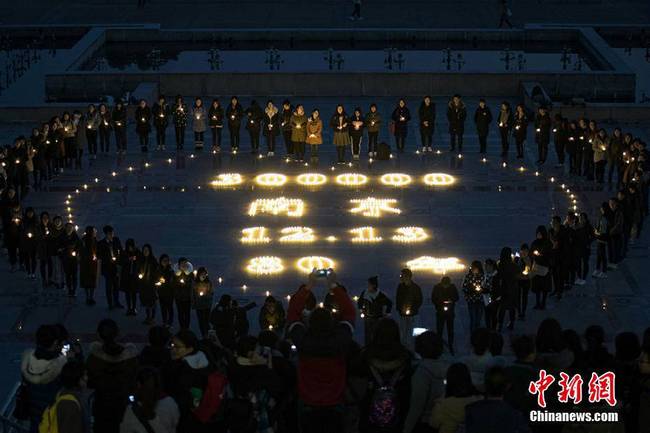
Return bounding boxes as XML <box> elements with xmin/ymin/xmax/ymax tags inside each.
<box><xmin>259</xmin><ymin>295</ymin><xmax>286</xmax><ymax>333</ymax></box>
<box><xmin>59</xmin><ymin>223</ymin><xmax>80</xmax><ymax>297</ymax></box>
<box><xmin>172</xmin><ymin>95</ymin><xmax>188</xmax><ymax>150</ymax></box>
<box><xmin>208</xmin><ymin>99</ymin><xmax>224</xmax><ymax>152</ymax></box>
<box><xmin>245</xmin><ymin>100</ymin><xmax>263</xmax><ymax>154</ymax></box>
<box><xmin>474</xmin><ymin>99</ymin><xmax>493</xmax><ymax>154</ymax></box>
<box><xmin>134</xmin><ymin>99</ymin><xmax>151</xmax><ymax>153</ymax></box>
<box><xmin>280</xmin><ymin>100</ymin><xmax>294</xmax><ymax>157</ymax></box>
<box><xmin>446</xmin><ymin>94</ymin><xmax>467</xmax><ymax>153</ymax></box>
<box><xmin>152</xmin><ymin>95</ymin><xmax>169</xmax><ymax>151</ymax></box>
<box><xmin>19</xmin><ymin>207</ymin><xmax>39</xmax><ymax>279</ymax></box>
<box><xmin>210</xmin><ymin>294</ymin><xmax>236</xmax><ymax>349</ymax></box>
<box><xmin>36</xmin><ymin>212</ymin><xmax>53</xmax><ymax>287</ymax></box>
<box><xmin>348</xmin><ymin>107</ymin><xmax>365</xmax><ymax>159</ymax></box>
<box><xmin>97</xmin><ymin>225</ymin><xmax>124</xmax><ymax>310</ymax></box>
<box><xmin>226</xmin><ymin>96</ymin><xmax>244</xmax><ymax>152</ymax></box>
<box><xmin>120</xmin><ymin>239</ymin><xmax>140</xmax><ymax>315</ymax></box>
<box><xmin>418</xmin><ymin>96</ymin><xmax>436</xmax><ymax>152</ymax></box>
<box><xmin>513</xmin><ymin>104</ymin><xmax>528</xmax><ymax>159</ymax></box>
<box><xmin>357</xmin><ymin>276</ymin><xmax>393</xmax><ymax>345</ymax></box>
<box><xmin>111</xmin><ymin>101</ymin><xmax>127</xmax><ymax>155</ymax></box>
<box><xmin>531</xmin><ymin>225</ymin><xmax>553</xmax><ymax>310</ymax></box>
<box><xmin>495</xmin><ymin>247</ymin><xmax>519</xmax><ymax>331</ymax></box>
<box><xmin>553</xmin><ymin>114</ymin><xmax>566</xmax><ymax>166</ymax></box>
<box><xmin>138</xmin><ymin>244</ymin><xmax>159</xmax><ymax>325</ymax></box>
<box><xmin>431</xmin><ymin>276</ymin><xmax>459</xmax><ymax>353</ymax></box>
<box><xmin>79</xmin><ymin>226</ymin><xmax>99</xmax><ymax>305</ymax></box>
<box><xmin>549</xmin><ymin>216</ymin><xmax>571</xmax><ymax>299</ymax></box>
<box><xmin>534</xmin><ymin>106</ymin><xmax>551</xmax><ymax>165</ymax></box>
<box><xmin>157</xmin><ymin>254</ymin><xmax>175</xmax><ymax>328</ymax></box>
<box><xmin>173</xmin><ymin>257</ymin><xmax>194</xmax><ymax>330</ymax></box>
<box><xmin>391</xmin><ymin>99</ymin><xmax>410</xmax><ymax>153</ymax></box>
<box><xmin>98</xmin><ymin>104</ymin><xmax>112</xmax><ymax>155</ymax></box>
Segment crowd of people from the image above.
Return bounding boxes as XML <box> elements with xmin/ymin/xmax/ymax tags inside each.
<box><xmin>1</xmin><ymin>94</ymin><xmax>648</xmax><ymax>201</ymax></box>
<box><xmin>15</xmin><ymin>274</ymin><xmax>650</xmax><ymax>433</ymax></box>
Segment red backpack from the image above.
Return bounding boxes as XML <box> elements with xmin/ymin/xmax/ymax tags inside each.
<box><xmin>193</xmin><ymin>371</ymin><xmax>228</xmax><ymax>423</ymax></box>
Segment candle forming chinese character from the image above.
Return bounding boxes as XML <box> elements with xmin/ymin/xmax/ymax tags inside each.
<box><xmin>349</xmin><ymin>197</ymin><xmax>401</xmax><ymax>218</ymax></box>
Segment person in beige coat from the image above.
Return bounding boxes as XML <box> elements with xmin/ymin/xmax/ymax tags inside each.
<box><xmin>430</xmin><ymin>362</ymin><xmax>482</xmax><ymax>433</ymax></box>
<box><xmin>306</xmin><ymin>109</ymin><xmax>323</xmax><ymax>160</ymax></box>
<box><xmin>290</xmin><ymin>104</ymin><xmax>308</xmax><ymax>162</ymax></box>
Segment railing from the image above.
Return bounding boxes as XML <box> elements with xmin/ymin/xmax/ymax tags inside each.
<box><xmin>0</xmin><ymin>383</ymin><xmax>28</xmax><ymax>433</ymax></box>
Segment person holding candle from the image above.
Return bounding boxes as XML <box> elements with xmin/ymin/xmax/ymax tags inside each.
<box><xmin>97</xmin><ymin>104</ymin><xmax>112</xmax><ymax>156</ymax></box>
<box><xmin>495</xmin><ymin>247</ymin><xmax>519</xmax><ymax>331</ymax></box>
<box><xmin>514</xmin><ymin>244</ymin><xmax>532</xmax><ymax>319</ymax></box>
<box><xmin>98</xmin><ymin>225</ymin><xmax>123</xmax><ymax>310</ymax></box>
<box><xmin>607</xmin><ymin>127</ymin><xmax>624</xmax><ymax>187</ymax></box>
<box><xmin>245</xmin><ymin>100</ymin><xmax>263</xmax><ymax>154</ymax></box>
<box><xmin>462</xmin><ymin>261</ymin><xmax>485</xmax><ymax>333</ymax></box>
<box><xmin>584</xmin><ymin>119</ymin><xmax>598</xmax><ymax>180</ymax></box>
<box><xmin>474</xmin><ymin>98</ymin><xmax>492</xmax><ymax>155</ymax></box>
<box><xmin>593</xmin><ymin>128</ymin><xmax>609</xmax><ymax>184</ymax></box>
<box><xmin>85</xmin><ymin>104</ymin><xmax>99</xmax><ymax>159</ymax></box>
<box><xmin>79</xmin><ymin>226</ymin><xmax>99</xmax><ymax>306</ymax></box>
<box><xmin>173</xmin><ymin>257</ymin><xmax>194</xmax><ymax>330</ymax></box>
<box><xmin>134</xmin><ymin>99</ymin><xmax>152</xmax><ymax>153</ymax></box>
<box><xmin>290</xmin><ymin>104</ymin><xmax>308</xmax><ymax>162</ymax></box>
<box><xmin>280</xmin><ymin>99</ymin><xmax>294</xmax><ymax>158</ymax></box>
<box><xmin>432</xmin><ymin>276</ymin><xmax>459</xmax><ymax>354</ymax></box>
<box><xmin>357</xmin><ymin>276</ymin><xmax>393</xmax><ymax>345</ymax></box>
<box><xmin>446</xmin><ymin>94</ymin><xmax>467</xmax><ymax>154</ymax></box>
<box><xmin>156</xmin><ymin>254</ymin><xmax>175</xmax><ymax>328</ymax></box>
<box><xmin>259</xmin><ymin>295</ymin><xmax>286</xmax><ymax>334</ymax></box>
<box><xmin>208</xmin><ymin>98</ymin><xmax>224</xmax><ymax>152</ymax></box>
<box><xmin>191</xmin><ymin>97</ymin><xmax>207</xmax><ymax>151</ymax></box>
<box><xmin>534</xmin><ymin>105</ymin><xmax>551</xmax><ymax>165</ymax></box>
<box><xmin>482</xmin><ymin>259</ymin><xmax>499</xmax><ymax>330</ymax></box>
<box><xmin>192</xmin><ymin>267</ymin><xmax>213</xmax><ymax>338</ymax></box>
<box><xmin>36</xmin><ymin>212</ymin><xmax>53</xmax><ymax>288</ymax></box>
<box><xmin>19</xmin><ymin>207</ymin><xmax>38</xmax><ymax>280</ymax></box>
<box><xmin>567</xmin><ymin>120</ymin><xmax>578</xmax><ymax>174</ymax></box>
<box><xmin>395</xmin><ymin>268</ymin><xmax>422</xmax><ymax>349</ymax></box>
<box><xmin>549</xmin><ymin>216</ymin><xmax>570</xmax><ymax>300</ymax></box>
<box><xmin>575</xmin><ymin>118</ymin><xmax>588</xmax><ymax>176</ymax></box>
<box><xmin>60</xmin><ymin>222</ymin><xmax>80</xmax><ymax>297</ymax></box>
<box><xmin>419</xmin><ymin>95</ymin><xmax>436</xmax><ymax>153</ymax></box>
<box><xmin>226</xmin><ymin>96</ymin><xmax>244</xmax><ymax>153</ymax></box>
<box><xmin>61</xmin><ymin>112</ymin><xmax>76</xmax><ymax>169</ymax></box>
<box><xmin>306</xmin><ymin>108</ymin><xmax>323</xmax><ymax>161</ymax></box>
<box><xmin>138</xmin><ymin>244</ymin><xmax>159</xmax><ymax>325</ymax></box>
<box><xmin>263</xmin><ymin>100</ymin><xmax>280</xmax><ymax>157</ymax></box>
<box><xmin>530</xmin><ymin>225</ymin><xmax>552</xmax><ymax>310</ymax></box>
<box><xmin>512</xmin><ymin>104</ymin><xmax>528</xmax><ymax>159</ymax></box>
<box><xmin>111</xmin><ymin>100</ymin><xmax>127</xmax><ymax>155</ymax></box>
<box><xmin>497</xmin><ymin>102</ymin><xmax>512</xmax><ymax>157</ymax></box>
<box><xmin>49</xmin><ymin>216</ymin><xmax>65</xmax><ymax>290</ymax></box>
<box><xmin>172</xmin><ymin>95</ymin><xmax>188</xmax><ymax>150</ymax></box>
<box><xmin>152</xmin><ymin>95</ymin><xmax>169</xmax><ymax>151</ymax></box>
<box><xmin>72</xmin><ymin>110</ymin><xmax>85</xmax><ymax>170</ymax></box>
<box><xmin>391</xmin><ymin>99</ymin><xmax>411</xmax><ymax>153</ymax></box>
<box><xmin>30</xmin><ymin>126</ymin><xmax>47</xmax><ymax>189</ymax></box>
<box><xmin>330</xmin><ymin>104</ymin><xmax>350</xmax><ymax>163</ymax></box>
<box><xmin>120</xmin><ymin>238</ymin><xmax>141</xmax><ymax>316</ymax></box>
<box><xmin>345</xmin><ymin>107</ymin><xmax>362</xmax><ymax>160</ymax></box>
<box><xmin>365</xmin><ymin>103</ymin><xmax>381</xmax><ymax>157</ymax></box>
<box><xmin>552</xmin><ymin>114</ymin><xmax>567</xmax><ymax>167</ymax></box>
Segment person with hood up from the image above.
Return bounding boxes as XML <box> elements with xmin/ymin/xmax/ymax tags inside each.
<box><xmin>263</xmin><ymin>100</ymin><xmax>280</xmax><ymax>156</ymax></box>
<box><xmin>259</xmin><ymin>295</ymin><xmax>286</xmax><ymax>333</ymax></box>
<box><xmin>86</xmin><ymin>319</ymin><xmax>138</xmax><ymax>433</ymax></box>
<box><xmin>20</xmin><ymin>324</ymin><xmax>69</xmax><ymax>433</ymax></box>
<box><xmin>172</xmin><ymin>257</ymin><xmax>194</xmax><ymax>330</ymax></box>
<box><xmin>446</xmin><ymin>94</ymin><xmax>467</xmax><ymax>153</ymax></box>
<box><xmin>357</xmin><ymin>275</ymin><xmax>393</xmax><ymax>345</ymax></box>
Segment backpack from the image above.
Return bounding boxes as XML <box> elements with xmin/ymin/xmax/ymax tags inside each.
<box><xmin>39</xmin><ymin>393</ymin><xmax>79</xmax><ymax>433</ymax></box>
<box><xmin>192</xmin><ymin>370</ymin><xmax>228</xmax><ymax>424</ymax></box>
<box><xmin>367</xmin><ymin>365</ymin><xmax>405</xmax><ymax>428</ymax></box>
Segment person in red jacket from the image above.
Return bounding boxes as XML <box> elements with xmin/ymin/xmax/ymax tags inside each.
<box><xmin>287</xmin><ymin>270</ymin><xmax>355</xmax><ymax>433</ymax></box>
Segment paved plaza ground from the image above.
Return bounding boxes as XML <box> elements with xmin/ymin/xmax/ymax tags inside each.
<box><xmin>1</xmin><ymin>97</ymin><xmax>649</xmax><ymax>397</ymax></box>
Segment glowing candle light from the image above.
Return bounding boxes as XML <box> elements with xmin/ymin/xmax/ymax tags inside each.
<box><xmin>255</xmin><ymin>173</ymin><xmax>288</xmax><ymax>187</ymax></box>
<box><xmin>296</xmin><ymin>256</ymin><xmax>335</xmax><ymax>274</ymax></box>
<box><xmin>350</xmin><ymin>226</ymin><xmax>383</xmax><ymax>243</ymax></box>
<box><xmin>349</xmin><ymin>197</ymin><xmax>401</xmax><ymax>218</ymax></box>
<box><xmin>392</xmin><ymin>226</ymin><xmax>428</xmax><ymax>243</ymax></box>
<box><xmin>405</xmin><ymin>256</ymin><xmax>465</xmax><ymax>274</ymax></box>
<box><xmin>279</xmin><ymin>226</ymin><xmax>316</xmax><ymax>243</ymax></box>
<box><xmin>296</xmin><ymin>173</ymin><xmax>327</xmax><ymax>186</ymax></box>
<box><xmin>210</xmin><ymin>173</ymin><xmax>244</xmax><ymax>187</ymax></box>
<box><xmin>326</xmin><ymin>235</ymin><xmax>337</xmax><ymax>242</ymax></box>
<box><xmin>422</xmin><ymin>173</ymin><xmax>455</xmax><ymax>186</ymax></box>
<box><xmin>246</xmin><ymin>256</ymin><xmax>284</xmax><ymax>275</ymax></box>
<box><xmin>335</xmin><ymin>173</ymin><xmax>368</xmax><ymax>187</ymax></box>
<box><xmin>240</xmin><ymin>227</ymin><xmax>271</xmax><ymax>244</ymax></box>
<box><xmin>248</xmin><ymin>198</ymin><xmax>305</xmax><ymax>217</ymax></box>
<box><xmin>380</xmin><ymin>173</ymin><xmax>412</xmax><ymax>187</ymax></box>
